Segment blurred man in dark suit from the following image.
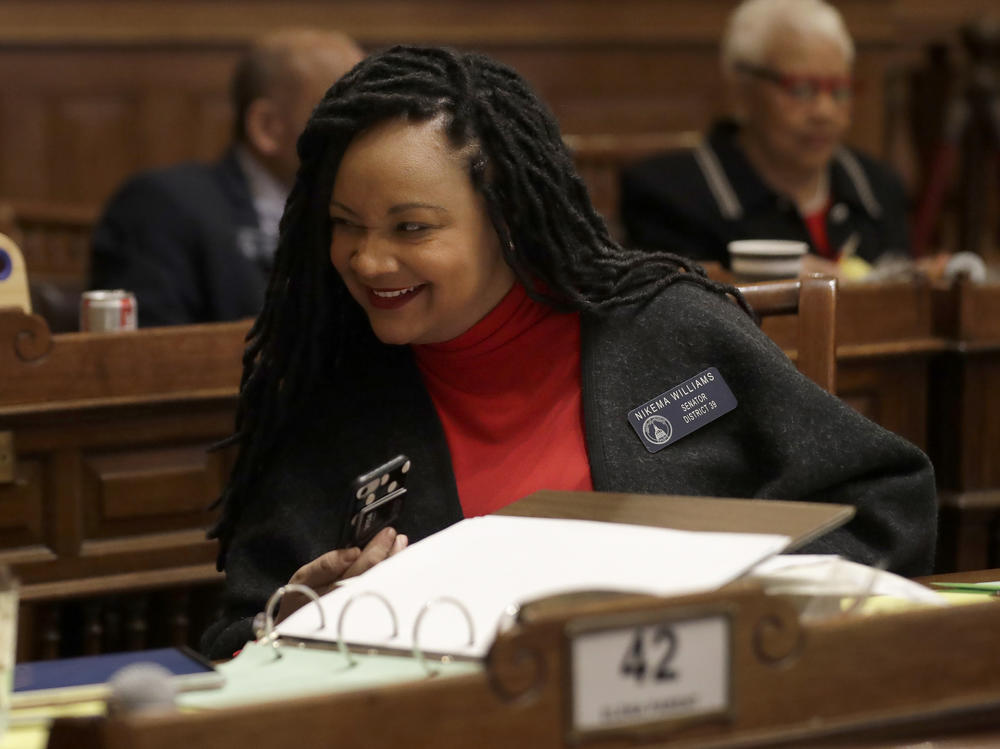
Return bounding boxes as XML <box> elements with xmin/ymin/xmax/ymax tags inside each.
<box><xmin>89</xmin><ymin>30</ymin><xmax>363</xmax><ymax>326</ymax></box>
<box><xmin>620</xmin><ymin>0</ymin><xmax>910</xmax><ymax>275</ymax></box>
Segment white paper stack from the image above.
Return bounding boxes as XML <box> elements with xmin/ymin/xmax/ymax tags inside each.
<box><xmin>276</xmin><ymin>515</ymin><xmax>789</xmax><ymax>659</ymax></box>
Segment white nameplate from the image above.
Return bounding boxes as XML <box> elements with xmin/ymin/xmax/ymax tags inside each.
<box><xmin>569</xmin><ymin>612</ymin><xmax>731</xmax><ymax>736</ymax></box>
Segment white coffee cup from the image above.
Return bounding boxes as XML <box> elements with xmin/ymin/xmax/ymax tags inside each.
<box><xmin>727</xmin><ymin>240</ymin><xmax>809</xmax><ymax>280</ymax></box>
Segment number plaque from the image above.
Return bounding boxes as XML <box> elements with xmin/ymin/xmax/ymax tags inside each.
<box><xmin>567</xmin><ymin>606</ymin><xmax>732</xmax><ymax>740</ymax></box>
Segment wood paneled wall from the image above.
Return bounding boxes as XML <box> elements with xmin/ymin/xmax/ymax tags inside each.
<box><xmin>1</xmin><ymin>0</ymin><xmax>989</xmax><ymax>211</ymax></box>
<box><xmin>0</xmin><ymin>45</ymin><xmax>235</xmax><ymax>208</ymax></box>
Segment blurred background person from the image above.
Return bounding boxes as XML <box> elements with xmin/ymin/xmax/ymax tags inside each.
<box><xmin>619</xmin><ymin>0</ymin><xmax>910</xmax><ymax>275</ymax></box>
<box><xmin>88</xmin><ymin>29</ymin><xmax>363</xmax><ymax>326</ymax></box>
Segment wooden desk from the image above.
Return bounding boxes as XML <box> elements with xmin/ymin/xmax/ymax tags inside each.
<box><xmin>0</xmin><ymin>309</ymin><xmax>248</xmax><ymax>659</ymax></box>
<box><xmin>930</xmin><ymin>280</ymin><xmax>1000</xmax><ymax>571</ymax></box>
<box><xmin>43</xmin><ymin>581</ymin><xmax>1000</xmax><ymax>749</ymax></box>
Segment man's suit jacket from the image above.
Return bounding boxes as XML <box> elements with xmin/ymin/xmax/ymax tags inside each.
<box><xmin>90</xmin><ymin>150</ymin><xmax>273</xmax><ymax>326</ymax></box>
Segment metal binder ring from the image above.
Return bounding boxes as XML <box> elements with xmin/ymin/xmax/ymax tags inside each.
<box><xmin>260</xmin><ymin>583</ymin><xmax>326</xmax><ymax>660</ymax></box>
<box><xmin>336</xmin><ymin>591</ymin><xmax>398</xmax><ymax>667</ymax></box>
<box><xmin>497</xmin><ymin>602</ymin><xmax>521</xmax><ymax>634</ymax></box>
<box><xmin>412</xmin><ymin>596</ymin><xmax>475</xmax><ymax>676</ymax></box>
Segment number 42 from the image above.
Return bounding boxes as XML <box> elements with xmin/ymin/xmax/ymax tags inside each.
<box><xmin>620</xmin><ymin>625</ymin><xmax>678</xmax><ymax>683</ymax></box>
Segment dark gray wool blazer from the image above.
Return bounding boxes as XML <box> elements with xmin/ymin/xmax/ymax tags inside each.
<box><xmin>201</xmin><ymin>279</ymin><xmax>936</xmax><ymax>659</ymax></box>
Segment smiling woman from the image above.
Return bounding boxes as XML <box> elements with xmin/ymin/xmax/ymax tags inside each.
<box><xmin>200</xmin><ymin>45</ymin><xmax>936</xmax><ymax>661</ymax></box>
<box><xmin>328</xmin><ymin>116</ymin><xmax>514</xmax><ymax>345</ymax></box>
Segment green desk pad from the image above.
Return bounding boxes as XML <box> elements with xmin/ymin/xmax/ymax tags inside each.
<box><xmin>178</xmin><ymin>641</ymin><xmax>481</xmax><ymax>710</ymax></box>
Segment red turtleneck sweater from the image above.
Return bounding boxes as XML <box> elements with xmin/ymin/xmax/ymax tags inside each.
<box><xmin>413</xmin><ymin>284</ymin><xmax>593</xmax><ymax>517</ymax></box>
<box><xmin>803</xmin><ymin>200</ymin><xmax>833</xmax><ymax>258</ymax></box>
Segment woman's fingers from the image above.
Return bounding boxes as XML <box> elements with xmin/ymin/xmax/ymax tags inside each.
<box><xmin>343</xmin><ymin>526</ymin><xmax>400</xmax><ymax>578</ymax></box>
<box><xmin>390</xmin><ymin>533</ymin><xmax>409</xmax><ymax>556</ymax></box>
<box><xmin>272</xmin><ymin>528</ymin><xmax>409</xmax><ymax>626</ymax></box>
<box><xmin>289</xmin><ymin>546</ymin><xmax>361</xmax><ymax>588</ymax></box>
<box><xmin>274</xmin><ymin>547</ymin><xmax>362</xmax><ymax>623</ymax></box>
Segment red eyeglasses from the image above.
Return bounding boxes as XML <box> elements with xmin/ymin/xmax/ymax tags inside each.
<box><xmin>735</xmin><ymin>62</ymin><xmax>855</xmax><ymax>103</ymax></box>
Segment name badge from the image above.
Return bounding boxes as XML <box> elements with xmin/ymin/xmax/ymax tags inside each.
<box><xmin>627</xmin><ymin>368</ymin><xmax>737</xmax><ymax>454</ymax></box>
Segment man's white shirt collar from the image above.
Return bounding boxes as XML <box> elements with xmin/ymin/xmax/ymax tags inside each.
<box><xmin>235</xmin><ymin>146</ymin><xmax>289</xmax><ymax>243</ymax></box>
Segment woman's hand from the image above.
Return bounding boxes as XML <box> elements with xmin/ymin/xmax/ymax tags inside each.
<box><xmin>273</xmin><ymin>527</ymin><xmax>408</xmax><ymax>624</ymax></box>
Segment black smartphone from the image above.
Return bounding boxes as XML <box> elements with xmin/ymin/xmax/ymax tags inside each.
<box><xmin>341</xmin><ymin>454</ymin><xmax>410</xmax><ymax>548</ymax></box>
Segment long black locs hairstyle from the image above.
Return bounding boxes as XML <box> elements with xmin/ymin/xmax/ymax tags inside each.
<box><xmin>210</xmin><ymin>45</ymin><xmax>750</xmax><ymax>563</ymax></box>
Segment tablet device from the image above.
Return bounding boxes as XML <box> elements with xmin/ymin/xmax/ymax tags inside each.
<box><xmin>12</xmin><ymin>645</ymin><xmax>224</xmax><ymax>707</ymax></box>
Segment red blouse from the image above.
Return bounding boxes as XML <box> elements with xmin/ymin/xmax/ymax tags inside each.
<box><xmin>803</xmin><ymin>200</ymin><xmax>833</xmax><ymax>258</ymax></box>
<box><xmin>413</xmin><ymin>283</ymin><xmax>593</xmax><ymax>516</ymax></box>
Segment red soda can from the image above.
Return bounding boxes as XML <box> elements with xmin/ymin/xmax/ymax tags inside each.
<box><xmin>79</xmin><ymin>290</ymin><xmax>138</xmax><ymax>332</ymax></box>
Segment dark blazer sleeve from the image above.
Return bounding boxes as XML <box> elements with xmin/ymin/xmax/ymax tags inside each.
<box><xmin>199</xmin><ymin>446</ymin><xmax>351</xmax><ymax>660</ymax></box>
<box><xmin>586</xmin><ymin>282</ymin><xmax>937</xmax><ymax>576</ymax></box>
<box><xmin>699</xmin><ymin>286</ymin><xmax>937</xmax><ymax>574</ymax></box>
<box><xmin>200</xmin><ymin>343</ymin><xmax>467</xmax><ymax>660</ymax></box>
<box><xmin>90</xmin><ymin>173</ymin><xmax>208</xmax><ymax>326</ymax></box>
<box><xmin>619</xmin><ymin>153</ymin><xmax>729</xmax><ymax>265</ymax></box>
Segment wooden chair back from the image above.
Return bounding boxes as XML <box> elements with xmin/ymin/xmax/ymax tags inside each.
<box><xmin>736</xmin><ymin>274</ymin><xmax>838</xmax><ymax>393</ymax></box>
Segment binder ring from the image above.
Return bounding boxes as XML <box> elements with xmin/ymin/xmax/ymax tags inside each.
<box><xmin>260</xmin><ymin>583</ymin><xmax>326</xmax><ymax>659</ymax></box>
<box><xmin>412</xmin><ymin>596</ymin><xmax>475</xmax><ymax>676</ymax></box>
<box><xmin>337</xmin><ymin>591</ymin><xmax>398</xmax><ymax>667</ymax></box>
<box><xmin>497</xmin><ymin>602</ymin><xmax>521</xmax><ymax>634</ymax></box>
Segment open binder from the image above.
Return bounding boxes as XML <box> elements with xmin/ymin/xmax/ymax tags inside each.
<box><xmin>273</xmin><ymin>491</ymin><xmax>853</xmax><ymax>660</ymax></box>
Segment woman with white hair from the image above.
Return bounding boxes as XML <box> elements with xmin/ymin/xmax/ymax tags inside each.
<box><xmin>621</xmin><ymin>0</ymin><xmax>909</xmax><ymax>271</ymax></box>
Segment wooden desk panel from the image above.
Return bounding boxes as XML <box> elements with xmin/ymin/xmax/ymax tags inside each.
<box><xmin>1</xmin><ymin>404</ymin><xmax>233</xmax><ymax>579</ymax></box>
<box><xmin>0</xmin><ymin>0</ymin><xmax>898</xmax><ymax>209</ymax></box>
<box><xmin>933</xmin><ymin>280</ymin><xmax>1000</xmax><ymax>491</ymax></box>
<box><xmin>0</xmin><ymin>312</ymin><xmax>248</xmax><ymax>406</ymax></box>
<box><xmin>930</xmin><ymin>281</ymin><xmax>1000</xmax><ymax>572</ymax></box>
<box><xmin>837</xmin><ymin>358</ymin><xmax>931</xmax><ymax>450</ymax></box>
<box><xmin>0</xmin><ymin>310</ymin><xmax>245</xmax><ymax>658</ymax></box>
